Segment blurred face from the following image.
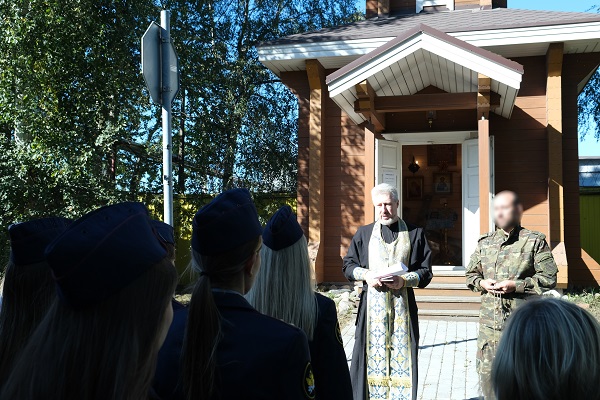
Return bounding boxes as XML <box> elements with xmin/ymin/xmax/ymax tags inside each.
<box><xmin>493</xmin><ymin>193</ymin><xmax>523</xmax><ymax>231</ymax></box>
<box><xmin>373</xmin><ymin>193</ymin><xmax>399</xmax><ymax>226</ymax></box>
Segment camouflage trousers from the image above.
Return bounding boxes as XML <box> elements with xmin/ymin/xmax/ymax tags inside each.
<box><xmin>476</xmin><ymin>325</ymin><xmax>501</xmax><ymax>400</ymax></box>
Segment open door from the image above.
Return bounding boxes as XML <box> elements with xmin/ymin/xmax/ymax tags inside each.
<box><xmin>462</xmin><ymin>137</ymin><xmax>495</xmax><ymax>265</ymax></box>
<box><xmin>376</xmin><ymin>139</ymin><xmax>402</xmax><ymax>217</ymax></box>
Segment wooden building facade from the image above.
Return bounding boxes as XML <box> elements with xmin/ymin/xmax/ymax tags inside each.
<box><xmin>258</xmin><ymin>0</ymin><xmax>600</xmax><ymax>287</ymax></box>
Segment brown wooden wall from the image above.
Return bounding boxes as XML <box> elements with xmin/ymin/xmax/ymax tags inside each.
<box><xmin>492</xmin><ymin>56</ymin><xmax>550</xmax><ymax>237</ymax></box>
<box><xmin>563</xmin><ymin>52</ymin><xmax>600</xmax><ymax>286</ymax></box>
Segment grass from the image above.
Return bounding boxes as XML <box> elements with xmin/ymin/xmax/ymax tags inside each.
<box><xmin>562</xmin><ymin>288</ymin><xmax>600</xmax><ymax>322</ymax></box>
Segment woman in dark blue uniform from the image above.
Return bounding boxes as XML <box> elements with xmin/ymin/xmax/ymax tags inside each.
<box><xmin>179</xmin><ymin>188</ymin><xmax>315</xmax><ymax>400</ymax></box>
<box><xmin>246</xmin><ymin>205</ymin><xmax>353</xmax><ymax>400</ymax></box>
<box><xmin>0</xmin><ymin>217</ymin><xmax>70</xmax><ymax>387</ymax></box>
<box><xmin>1</xmin><ymin>203</ymin><xmax>178</xmax><ymax>400</ymax></box>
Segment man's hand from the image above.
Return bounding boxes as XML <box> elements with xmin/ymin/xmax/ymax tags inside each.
<box><xmin>490</xmin><ymin>280</ymin><xmax>516</xmax><ymax>294</ymax></box>
<box><xmin>480</xmin><ymin>279</ymin><xmax>497</xmax><ymax>292</ymax></box>
<box><xmin>383</xmin><ymin>275</ymin><xmax>405</xmax><ymax>290</ymax></box>
<box><xmin>365</xmin><ymin>271</ymin><xmax>382</xmax><ymax>288</ymax></box>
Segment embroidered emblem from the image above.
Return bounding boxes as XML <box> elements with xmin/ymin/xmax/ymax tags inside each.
<box><xmin>335</xmin><ymin>321</ymin><xmax>343</xmax><ymax>344</ymax></box>
<box><xmin>303</xmin><ymin>362</ymin><xmax>316</xmax><ymax>399</ymax></box>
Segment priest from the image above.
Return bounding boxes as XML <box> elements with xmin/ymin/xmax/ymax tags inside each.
<box><xmin>343</xmin><ymin>183</ymin><xmax>433</xmax><ymax>400</ymax></box>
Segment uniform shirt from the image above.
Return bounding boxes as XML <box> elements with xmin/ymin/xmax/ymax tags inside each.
<box><xmin>465</xmin><ymin>225</ymin><xmax>558</xmax><ymax>330</ymax></box>
<box><xmin>153</xmin><ymin>292</ymin><xmax>314</xmax><ymax>400</ymax></box>
<box><xmin>310</xmin><ymin>293</ymin><xmax>352</xmax><ymax>400</ymax></box>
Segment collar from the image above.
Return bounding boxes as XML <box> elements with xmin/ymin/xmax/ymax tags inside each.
<box><xmin>212</xmin><ymin>290</ymin><xmax>255</xmax><ymax>312</ymax></box>
<box><xmin>497</xmin><ymin>225</ymin><xmax>522</xmax><ymax>240</ymax></box>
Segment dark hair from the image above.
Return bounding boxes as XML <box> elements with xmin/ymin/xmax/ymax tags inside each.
<box><xmin>492</xmin><ymin>297</ymin><xmax>600</xmax><ymax>400</ymax></box>
<box><xmin>1</xmin><ymin>257</ymin><xmax>178</xmax><ymax>400</ymax></box>
<box><xmin>0</xmin><ymin>257</ymin><xmax>56</xmax><ymax>386</ymax></box>
<box><xmin>182</xmin><ymin>237</ymin><xmax>261</xmax><ymax>400</ymax></box>
<box><xmin>495</xmin><ymin>190</ymin><xmax>521</xmax><ymax>206</ymax></box>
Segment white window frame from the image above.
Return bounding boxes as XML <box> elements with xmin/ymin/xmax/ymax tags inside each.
<box><xmin>416</xmin><ymin>0</ymin><xmax>455</xmax><ymax>13</ymax></box>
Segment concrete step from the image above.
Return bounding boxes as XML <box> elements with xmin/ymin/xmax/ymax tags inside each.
<box><xmin>416</xmin><ymin>288</ymin><xmax>479</xmax><ymax>297</ymax></box>
<box><xmin>432</xmin><ymin>270</ymin><xmax>466</xmax><ymax>277</ymax></box>
<box><xmin>416</xmin><ymin>295</ymin><xmax>481</xmax><ymax>303</ymax></box>
<box><xmin>418</xmin><ymin>309</ymin><xmax>479</xmax><ymax>318</ymax></box>
<box><xmin>425</xmin><ymin>283</ymin><xmax>469</xmax><ymax>290</ymax></box>
<box><xmin>430</xmin><ymin>275</ymin><xmax>467</xmax><ymax>285</ymax></box>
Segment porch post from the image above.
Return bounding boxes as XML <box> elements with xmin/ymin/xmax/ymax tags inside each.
<box><xmin>306</xmin><ymin>59</ymin><xmax>326</xmax><ymax>282</ymax></box>
<box><xmin>546</xmin><ymin>42</ymin><xmax>568</xmax><ymax>287</ymax></box>
<box><xmin>364</xmin><ymin>122</ymin><xmax>376</xmax><ymax>224</ymax></box>
<box><xmin>478</xmin><ymin>74</ymin><xmax>492</xmax><ymax>234</ymax></box>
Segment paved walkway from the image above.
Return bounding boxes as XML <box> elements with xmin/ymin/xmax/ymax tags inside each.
<box><xmin>341</xmin><ymin>318</ymin><xmax>481</xmax><ymax>400</ymax></box>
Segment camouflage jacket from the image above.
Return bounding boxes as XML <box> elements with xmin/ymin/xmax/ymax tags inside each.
<box><xmin>465</xmin><ymin>226</ymin><xmax>557</xmax><ymax>330</ymax></box>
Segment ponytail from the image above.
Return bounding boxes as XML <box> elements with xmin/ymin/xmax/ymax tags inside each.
<box><xmin>182</xmin><ymin>237</ymin><xmax>261</xmax><ymax>400</ymax></box>
<box><xmin>182</xmin><ymin>274</ymin><xmax>221</xmax><ymax>399</ymax></box>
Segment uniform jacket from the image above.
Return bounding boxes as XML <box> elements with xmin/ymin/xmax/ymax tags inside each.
<box><xmin>310</xmin><ymin>293</ymin><xmax>352</xmax><ymax>400</ymax></box>
<box><xmin>153</xmin><ymin>292</ymin><xmax>314</xmax><ymax>400</ymax></box>
<box><xmin>465</xmin><ymin>225</ymin><xmax>558</xmax><ymax>330</ymax></box>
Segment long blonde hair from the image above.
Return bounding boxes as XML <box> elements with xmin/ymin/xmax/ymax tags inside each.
<box><xmin>491</xmin><ymin>297</ymin><xmax>600</xmax><ymax>400</ymax></box>
<box><xmin>246</xmin><ymin>236</ymin><xmax>318</xmax><ymax>340</ymax></box>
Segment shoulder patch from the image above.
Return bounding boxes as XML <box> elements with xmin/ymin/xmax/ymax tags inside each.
<box><xmin>303</xmin><ymin>362</ymin><xmax>316</xmax><ymax>399</ymax></box>
<box><xmin>335</xmin><ymin>321</ymin><xmax>343</xmax><ymax>345</ymax></box>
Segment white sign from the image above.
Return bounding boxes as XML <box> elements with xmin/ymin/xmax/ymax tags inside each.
<box><xmin>382</xmin><ymin>171</ymin><xmax>397</xmax><ymax>188</ymax></box>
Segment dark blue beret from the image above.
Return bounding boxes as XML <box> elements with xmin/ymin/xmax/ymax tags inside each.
<box><xmin>263</xmin><ymin>206</ymin><xmax>304</xmax><ymax>251</ymax></box>
<box><xmin>191</xmin><ymin>188</ymin><xmax>262</xmax><ymax>256</ymax></box>
<box><xmin>45</xmin><ymin>202</ymin><xmax>167</xmax><ymax>307</ymax></box>
<box><xmin>152</xmin><ymin>220</ymin><xmax>175</xmax><ymax>245</ymax></box>
<box><xmin>8</xmin><ymin>217</ymin><xmax>72</xmax><ymax>265</ymax></box>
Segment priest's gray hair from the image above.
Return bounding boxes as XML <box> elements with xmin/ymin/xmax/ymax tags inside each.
<box><xmin>491</xmin><ymin>297</ymin><xmax>600</xmax><ymax>400</ymax></box>
<box><xmin>371</xmin><ymin>183</ymin><xmax>399</xmax><ymax>203</ymax></box>
<box><xmin>245</xmin><ymin>236</ymin><xmax>318</xmax><ymax>340</ymax></box>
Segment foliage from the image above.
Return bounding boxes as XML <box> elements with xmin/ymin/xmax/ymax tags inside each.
<box><xmin>0</xmin><ymin>0</ymin><xmax>361</xmax><ymax>264</ymax></box>
<box><xmin>563</xmin><ymin>288</ymin><xmax>600</xmax><ymax>322</ymax></box>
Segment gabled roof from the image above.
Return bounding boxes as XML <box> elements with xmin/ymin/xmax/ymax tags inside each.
<box><xmin>260</xmin><ymin>8</ymin><xmax>600</xmax><ymax>46</ymax></box>
<box><xmin>258</xmin><ymin>8</ymin><xmax>600</xmax><ymax>75</ymax></box>
<box><xmin>326</xmin><ymin>24</ymin><xmax>524</xmax><ymax>122</ymax></box>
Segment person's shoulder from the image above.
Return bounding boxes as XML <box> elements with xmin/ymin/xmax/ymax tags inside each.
<box><xmin>356</xmin><ymin>223</ymin><xmax>375</xmax><ymax>234</ymax></box>
<box><xmin>478</xmin><ymin>232</ymin><xmax>494</xmax><ymax>242</ymax></box>
<box><xmin>253</xmin><ymin>309</ymin><xmax>307</xmax><ymax>339</ymax></box>
<box><xmin>315</xmin><ymin>292</ymin><xmax>336</xmax><ymax>312</ymax></box>
<box><xmin>519</xmin><ymin>227</ymin><xmax>546</xmax><ymax>241</ymax></box>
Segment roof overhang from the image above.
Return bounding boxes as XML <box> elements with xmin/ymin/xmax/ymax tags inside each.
<box><xmin>258</xmin><ymin>21</ymin><xmax>600</xmax><ymax>74</ymax></box>
<box><xmin>325</xmin><ymin>24</ymin><xmax>524</xmax><ymax>122</ymax></box>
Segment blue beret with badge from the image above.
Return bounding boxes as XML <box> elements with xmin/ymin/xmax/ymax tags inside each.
<box><xmin>151</xmin><ymin>220</ymin><xmax>175</xmax><ymax>246</ymax></box>
<box><xmin>263</xmin><ymin>205</ymin><xmax>304</xmax><ymax>251</ymax></box>
<box><xmin>45</xmin><ymin>202</ymin><xmax>167</xmax><ymax>307</ymax></box>
<box><xmin>8</xmin><ymin>217</ymin><xmax>72</xmax><ymax>265</ymax></box>
<box><xmin>191</xmin><ymin>188</ymin><xmax>262</xmax><ymax>256</ymax></box>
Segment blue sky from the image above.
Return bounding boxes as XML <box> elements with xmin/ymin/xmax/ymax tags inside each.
<box><xmin>510</xmin><ymin>1</ymin><xmax>600</xmax><ymax>156</ymax></box>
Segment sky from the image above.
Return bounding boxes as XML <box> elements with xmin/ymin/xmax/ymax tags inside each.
<box><xmin>509</xmin><ymin>1</ymin><xmax>600</xmax><ymax>156</ymax></box>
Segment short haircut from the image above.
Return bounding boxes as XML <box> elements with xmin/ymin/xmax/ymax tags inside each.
<box><xmin>491</xmin><ymin>297</ymin><xmax>600</xmax><ymax>400</ymax></box>
<box><xmin>371</xmin><ymin>183</ymin><xmax>399</xmax><ymax>203</ymax></box>
<box><xmin>494</xmin><ymin>190</ymin><xmax>521</xmax><ymax>206</ymax></box>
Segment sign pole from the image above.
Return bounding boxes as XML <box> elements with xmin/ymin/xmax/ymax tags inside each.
<box><xmin>160</xmin><ymin>10</ymin><xmax>174</xmax><ymax>226</ymax></box>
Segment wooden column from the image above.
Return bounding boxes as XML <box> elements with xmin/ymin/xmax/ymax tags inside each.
<box><xmin>546</xmin><ymin>42</ymin><xmax>568</xmax><ymax>287</ymax></box>
<box><xmin>306</xmin><ymin>59</ymin><xmax>326</xmax><ymax>282</ymax></box>
<box><xmin>364</xmin><ymin>122</ymin><xmax>376</xmax><ymax>225</ymax></box>
<box><xmin>478</xmin><ymin>74</ymin><xmax>491</xmax><ymax>234</ymax></box>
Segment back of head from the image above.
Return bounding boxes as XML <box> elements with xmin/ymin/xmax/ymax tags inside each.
<box><xmin>0</xmin><ymin>217</ymin><xmax>71</xmax><ymax>385</ymax></box>
<box><xmin>492</xmin><ymin>297</ymin><xmax>600</xmax><ymax>400</ymax></box>
<box><xmin>183</xmin><ymin>188</ymin><xmax>263</xmax><ymax>400</ymax></box>
<box><xmin>1</xmin><ymin>203</ymin><xmax>178</xmax><ymax>400</ymax></box>
<box><xmin>246</xmin><ymin>205</ymin><xmax>317</xmax><ymax>340</ymax></box>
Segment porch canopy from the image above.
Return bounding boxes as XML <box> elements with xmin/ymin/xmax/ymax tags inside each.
<box><xmin>325</xmin><ymin>24</ymin><xmax>524</xmax><ymax>128</ymax></box>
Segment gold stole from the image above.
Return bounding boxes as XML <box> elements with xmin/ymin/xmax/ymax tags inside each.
<box><xmin>366</xmin><ymin>220</ymin><xmax>413</xmax><ymax>400</ymax></box>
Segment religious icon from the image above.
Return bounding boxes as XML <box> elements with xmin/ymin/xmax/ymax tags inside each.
<box><xmin>405</xmin><ymin>176</ymin><xmax>423</xmax><ymax>200</ymax></box>
<box><xmin>433</xmin><ymin>173</ymin><xmax>452</xmax><ymax>194</ymax></box>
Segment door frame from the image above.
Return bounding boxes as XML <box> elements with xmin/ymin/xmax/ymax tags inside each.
<box><xmin>378</xmin><ymin>131</ymin><xmax>494</xmax><ymax>267</ymax></box>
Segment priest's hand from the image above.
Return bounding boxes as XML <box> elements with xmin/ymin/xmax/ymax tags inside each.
<box><xmin>365</xmin><ymin>271</ymin><xmax>383</xmax><ymax>288</ymax></box>
<box><xmin>383</xmin><ymin>275</ymin><xmax>405</xmax><ymax>290</ymax></box>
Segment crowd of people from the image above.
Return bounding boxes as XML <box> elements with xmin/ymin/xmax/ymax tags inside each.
<box><xmin>0</xmin><ymin>185</ymin><xmax>598</xmax><ymax>399</ymax></box>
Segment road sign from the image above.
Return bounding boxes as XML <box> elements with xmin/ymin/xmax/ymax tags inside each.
<box><xmin>141</xmin><ymin>21</ymin><xmax>180</xmax><ymax>106</ymax></box>
<box><xmin>141</xmin><ymin>10</ymin><xmax>179</xmax><ymax>227</ymax></box>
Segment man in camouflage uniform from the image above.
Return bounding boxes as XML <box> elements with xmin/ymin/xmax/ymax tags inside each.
<box><xmin>465</xmin><ymin>191</ymin><xmax>557</xmax><ymax>399</ymax></box>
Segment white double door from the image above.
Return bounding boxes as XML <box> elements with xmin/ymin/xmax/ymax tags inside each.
<box><xmin>375</xmin><ymin>137</ymin><xmax>494</xmax><ymax>267</ymax></box>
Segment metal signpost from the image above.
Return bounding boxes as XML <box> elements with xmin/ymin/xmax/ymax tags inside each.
<box><xmin>142</xmin><ymin>10</ymin><xmax>180</xmax><ymax>226</ymax></box>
